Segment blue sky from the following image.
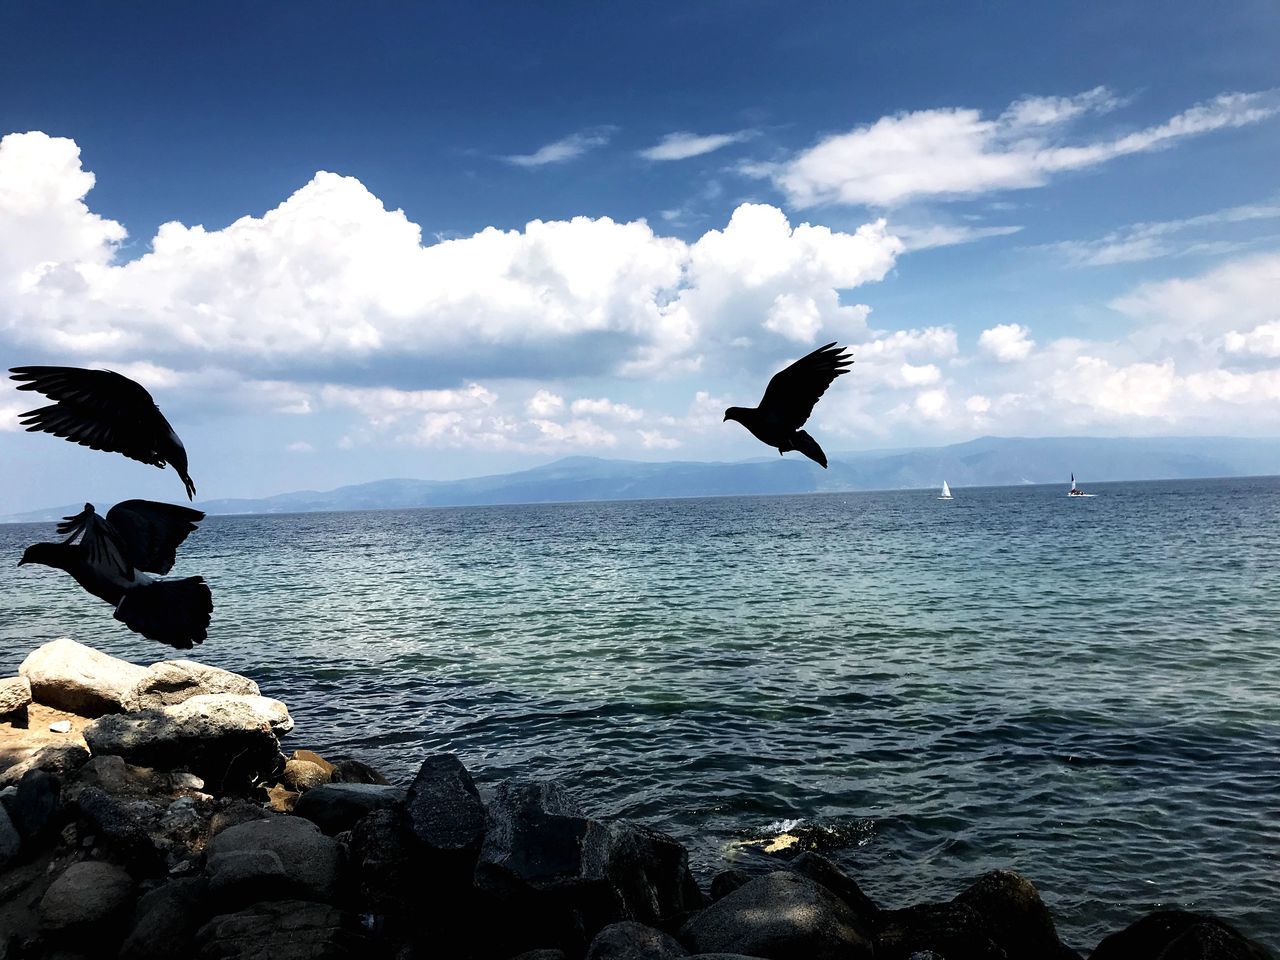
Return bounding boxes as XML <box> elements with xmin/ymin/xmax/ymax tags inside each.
<box><xmin>1</xmin><ymin>2</ymin><xmax>1278</xmax><ymax>513</ymax></box>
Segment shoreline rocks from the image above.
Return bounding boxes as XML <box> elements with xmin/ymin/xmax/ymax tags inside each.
<box><xmin>0</xmin><ymin>637</ymin><xmax>1273</xmax><ymax>960</ymax></box>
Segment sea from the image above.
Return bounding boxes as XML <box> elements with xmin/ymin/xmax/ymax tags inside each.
<box><xmin>2</xmin><ymin>476</ymin><xmax>1278</xmax><ymax>951</ymax></box>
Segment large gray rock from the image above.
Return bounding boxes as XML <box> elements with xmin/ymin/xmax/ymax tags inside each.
<box><xmin>82</xmin><ymin>696</ymin><xmax>282</xmax><ymax>791</ymax></box>
<box><xmin>579</xmin><ymin>819</ymin><xmax>706</xmax><ymax>926</ymax></box>
<box><xmin>406</xmin><ymin>752</ymin><xmax>486</xmax><ymax>857</ymax></box>
<box><xmin>4</xmin><ymin>768</ymin><xmax>61</xmax><ymax>844</ymax></box>
<box><xmin>874</xmin><ymin>902</ymin><xmax>1005</xmax><ymax>960</ymax></box>
<box><xmin>953</xmin><ymin>870</ymin><xmax>1072</xmax><ymax>960</ymax></box>
<box><xmin>0</xmin><ymin>803</ymin><xmax>19</xmax><ymax>869</ymax></box>
<box><xmin>118</xmin><ymin>877</ymin><xmax>208</xmax><ymax>960</ymax></box>
<box><xmin>586</xmin><ymin>921</ymin><xmax>689</xmax><ymax>959</ymax></box>
<box><xmin>348</xmin><ymin>806</ymin><xmax>423</xmax><ymax>914</ymax></box>
<box><xmin>195</xmin><ymin>899</ymin><xmax>372</xmax><ymax>959</ymax></box>
<box><xmin>476</xmin><ymin>779</ymin><xmax>588</xmax><ymax>896</ymax></box>
<box><xmin>680</xmin><ymin>872</ymin><xmax>873</xmax><ymax>960</ymax></box>
<box><xmin>205</xmin><ymin>815</ymin><xmax>341</xmax><ymax>906</ymax></box>
<box><xmin>1090</xmin><ymin>910</ymin><xmax>1271</xmax><ymax>960</ymax></box>
<box><xmin>39</xmin><ymin>860</ymin><xmax>136</xmax><ymax>938</ymax></box>
<box><xmin>0</xmin><ymin>675</ymin><xmax>32</xmax><ymax>716</ymax></box>
<box><xmin>73</xmin><ymin>786</ymin><xmax>167</xmax><ymax>874</ymax></box>
<box><xmin>168</xmin><ymin>694</ymin><xmax>293</xmax><ymax>736</ymax></box>
<box><xmin>20</xmin><ymin>638</ymin><xmax>148</xmax><ymax>715</ymax></box>
<box><xmin>787</xmin><ymin>853</ymin><xmax>879</xmax><ymax>928</ymax></box>
<box><xmin>0</xmin><ymin>741</ymin><xmax>90</xmax><ymax>789</ymax></box>
<box><xmin>293</xmin><ymin>782</ymin><xmax>405</xmax><ymax>835</ymax></box>
<box><xmin>129</xmin><ymin>660</ymin><xmax>260</xmax><ymax>710</ymax></box>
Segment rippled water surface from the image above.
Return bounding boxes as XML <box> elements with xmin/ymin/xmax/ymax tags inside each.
<box><xmin>3</xmin><ymin>477</ymin><xmax>1279</xmax><ymax>950</ymax></box>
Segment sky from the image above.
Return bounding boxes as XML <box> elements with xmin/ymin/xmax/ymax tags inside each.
<box><xmin>1</xmin><ymin>1</ymin><xmax>1278</xmax><ymax>513</ymax></box>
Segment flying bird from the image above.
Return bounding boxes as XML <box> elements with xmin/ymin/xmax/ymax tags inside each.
<box><xmin>8</xmin><ymin>366</ymin><xmax>197</xmax><ymax>499</ymax></box>
<box><xmin>18</xmin><ymin>500</ymin><xmax>213</xmax><ymax>649</ymax></box>
<box><xmin>723</xmin><ymin>342</ymin><xmax>853</xmax><ymax>468</ymax></box>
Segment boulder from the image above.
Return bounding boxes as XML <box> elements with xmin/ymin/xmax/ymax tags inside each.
<box><xmin>118</xmin><ymin>877</ymin><xmax>207</xmax><ymax>960</ymax></box>
<box><xmin>205</xmin><ymin>815</ymin><xmax>342</xmax><ymax>906</ymax></box>
<box><xmin>0</xmin><ymin>803</ymin><xmax>19</xmax><ymax>869</ymax></box>
<box><xmin>511</xmin><ymin>952</ymin><xmax>570</xmax><ymax>960</ymax></box>
<box><xmin>874</xmin><ymin>902</ymin><xmax>1005</xmax><ymax>960</ymax></box>
<box><xmin>679</xmin><ymin>872</ymin><xmax>873</xmax><ymax>960</ymax></box>
<box><xmin>281</xmin><ymin>758</ymin><xmax>330</xmax><ymax>792</ymax></box>
<box><xmin>0</xmin><ymin>742</ymin><xmax>90</xmax><ymax>789</ymax></box>
<box><xmin>194</xmin><ymin>899</ymin><xmax>372</xmax><ymax>959</ymax></box>
<box><xmin>586</xmin><ymin>921</ymin><xmax>689</xmax><ymax>959</ymax></box>
<box><xmin>4</xmin><ymin>769</ymin><xmax>61</xmax><ymax>844</ymax></box>
<box><xmin>405</xmin><ymin>753</ymin><xmax>485</xmax><ymax>857</ymax></box>
<box><xmin>787</xmin><ymin>853</ymin><xmax>879</xmax><ymax>928</ymax></box>
<box><xmin>20</xmin><ymin>638</ymin><xmax>147</xmax><ymax>715</ymax></box>
<box><xmin>475</xmin><ymin>779</ymin><xmax>588</xmax><ymax>897</ymax></box>
<box><xmin>169</xmin><ymin>694</ymin><xmax>293</xmax><ymax>736</ymax></box>
<box><xmin>82</xmin><ymin>697</ymin><xmax>281</xmax><ymax>792</ymax></box>
<box><xmin>0</xmin><ymin>675</ymin><xmax>32</xmax><ymax>716</ymax></box>
<box><xmin>348</xmin><ymin>807</ymin><xmax>425</xmax><ymax>914</ymax></box>
<box><xmin>709</xmin><ymin>870</ymin><xmax>749</xmax><ymax>901</ymax></box>
<box><xmin>209</xmin><ymin>800</ymin><xmax>273</xmax><ymax>837</ymax></box>
<box><xmin>579</xmin><ymin>819</ymin><xmax>706</xmax><ymax>926</ymax></box>
<box><xmin>292</xmin><ymin>749</ymin><xmax>338</xmax><ymax>777</ymax></box>
<box><xmin>293</xmin><ymin>783</ymin><xmax>406</xmax><ymax>835</ymax></box>
<box><xmin>953</xmin><ymin>870</ymin><xmax>1070</xmax><ymax>960</ymax></box>
<box><xmin>72</xmin><ymin>786</ymin><xmax>166</xmax><ymax>874</ymax></box>
<box><xmin>39</xmin><ymin>860</ymin><xmax>136</xmax><ymax>940</ymax></box>
<box><xmin>129</xmin><ymin>660</ymin><xmax>260</xmax><ymax>710</ymax></box>
<box><xmin>1090</xmin><ymin>910</ymin><xmax>1271</xmax><ymax>960</ymax></box>
<box><xmin>329</xmin><ymin>757</ymin><xmax>389</xmax><ymax>785</ymax></box>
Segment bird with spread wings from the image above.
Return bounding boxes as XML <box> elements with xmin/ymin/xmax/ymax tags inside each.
<box><xmin>9</xmin><ymin>366</ymin><xmax>197</xmax><ymax>499</ymax></box>
<box><xmin>18</xmin><ymin>500</ymin><xmax>213</xmax><ymax>649</ymax></box>
<box><xmin>723</xmin><ymin>342</ymin><xmax>853</xmax><ymax>468</ymax></box>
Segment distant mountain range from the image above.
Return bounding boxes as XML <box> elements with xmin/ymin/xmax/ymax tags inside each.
<box><xmin>6</xmin><ymin>435</ymin><xmax>1280</xmax><ymax>522</ymax></box>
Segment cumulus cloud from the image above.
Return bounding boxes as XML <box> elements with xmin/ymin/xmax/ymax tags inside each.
<box><xmin>0</xmin><ymin>132</ymin><xmax>903</xmax><ymax>386</ymax></box>
<box><xmin>978</xmin><ymin>323</ymin><xmax>1035</xmax><ymax>362</ymax></box>
<box><xmin>503</xmin><ymin>127</ymin><xmax>615</xmax><ymax>167</ymax></box>
<box><xmin>525</xmin><ymin>389</ymin><xmax>565</xmax><ymax>417</ymax></box>
<box><xmin>569</xmin><ymin>397</ymin><xmax>644</xmax><ymax>421</ymax></box>
<box><xmin>1224</xmin><ymin>320</ymin><xmax>1280</xmax><ymax>358</ymax></box>
<box><xmin>639</xmin><ymin>130</ymin><xmax>756</xmax><ymax>161</ymax></box>
<box><xmin>768</xmin><ymin>89</ymin><xmax>1279</xmax><ymax>207</ymax></box>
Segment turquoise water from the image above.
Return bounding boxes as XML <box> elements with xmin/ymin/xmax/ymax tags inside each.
<box><xmin>2</xmin><ymin>477</ymin><xmax>1278</xmax><ymax>951</ymax></box>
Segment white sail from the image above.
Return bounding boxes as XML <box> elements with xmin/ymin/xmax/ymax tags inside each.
<box><xmin>1070</xmin><ymin>473</ymin><xmax>1077</xmax><ymax>492</ymax></box>
<box><xmin>939</xmin><ymin>480</ymin><xmax>953</xmax><ymax>499</ymax></box>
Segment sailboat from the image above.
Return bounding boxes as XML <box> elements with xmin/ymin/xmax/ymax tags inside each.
<box><xmin>938</xmin><ymin>480</ymin><xmax>954</xmax><ymax>500</ymax></box>
<box><xmin>1067</xmin><ymin>473</ymin><xmax>1094</xmax><ymax>497</ymax></box>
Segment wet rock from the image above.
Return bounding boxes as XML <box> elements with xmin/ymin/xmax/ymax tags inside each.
<box><xmin>294</xmin><ymin>783</ymin><xmax>406</xmax><ymax>835</ymax></box>
<box><xmin>0</xmin><ymin>742</ymin><xmax>90</xmax><ymax>789</ymax></box>
<box><xmin>129</xmin><ymin>660</ymin><xmax>260</xmax><ymax>710</ymax></box>
<box><xmin>787</xmin><ymin>852</ymin><xmax>879</xmax><ymax>928</ymax></box>
<box><xmin>209</xmin><ymin>800</ymin><xmax>272</xmax><ymax>837</ymax></box>
<box><xmin>72</xmin><ymin>786</ymin><xmax>165</xmax><ymax>874</ymax></box>
<box><xmin>875</xmin><ymin>902</ymin><xmax>1005</xmax><ymax>960</ymax></box>
<box><xmin>118</xmin><ymin>876</ymin><xmax>207</xmax><ymax>960</ymax></box>
<box><xmin>0</xmin><ymin>803</ymin><xmax>19</xmax><ymax>869</ymax></box>
<box><xmin>405</xmin><ymin>753</ymin><xmax>485</xmax><ymax>857</ymax></box>
<box><xmin>680</xmin><ymin>871</ymin><xmax>873</xmax><ymax>960</ymax></box>
<box><xmin>4</xmin><ymin>769</ymin><xmax>61</xmax><ymax>845</ymax></box>
<box><xmin>348</xmin><ymin>807</ymin><xmax>425</xmax><ymax>914</ymax></box>
<box><xmin>20</xmin><ymin>638</ymin><xmax>148</xmax><ymax>715</ymax></box>
<box><xmin>281</xmin><ymin>758</ymin><xmax>330</xmax><ymax>792</ymax></box>
<box><xmin>586</xmin><ymin>921</ymin><xmax>689</xmax><ymax>959</ymax></box>
<box><xmin>39</xmin><ymin>860</ymin><xmax>136</xmax><ymax>940</ymax></box>
<box><xmin>83</xmin><ymin>698</ymin><xmax>281</xmax><ymax>792</ymax></box>
<box><xmin>329</xmin><ymin>758</ymin><xmax>390</xmax><ymax>785</ymax></box>
<box><xmin>709</xmin><ymin>870</ymin><xmax>749</xmax><ymax>901</ymax></box>
<box><xmin>953</xmin><ymin>869</ymin><xmax>1070</xmax><ymax>960</ymax></box>
<box><xmin>475</xmin><ymin>779</ymin><xmax>587</xmax><ymax>897</ymax></box>
<box><xmin>579</xmin><ymin>819</ymin><xmax>706</xmax><ymax>926</ymax></box>
<box><xmin>205</xmin><ymin>815</ymin><xmax>342</xmax><ymax>906</ymax></box>
<box><xmin>0</xmin><ymin>676</ymin><xmax>32</xmax><ymax>717</ymax></box>
<box><xmin>1090</xmin><ymin>910</ymin><xmax>1271</xmax><ymax>960</ymax></box>
<box><xmin>194</xmin><ymin>899</ymin><xmax>372</xmax><ymax>959</ymax></box>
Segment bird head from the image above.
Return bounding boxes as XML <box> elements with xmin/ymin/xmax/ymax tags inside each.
<box><xmin>18</xmin><ymin>543</ymin><xmax>60</xmax><ymax>568</ymax></box>
<box><xmin>723</xmin><ymin>407</ymin><xmax>744</xmax><ymax>423</ymax></box>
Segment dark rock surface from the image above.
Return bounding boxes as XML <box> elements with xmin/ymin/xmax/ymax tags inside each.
<box><xmin>786</xmin><ymin>852</ymin><xmax>879</xmax><ymax>929</ymax></box>
<box><xmin>1090</xmin><ymin>910</ymin><xmax>1272</xmax><ymax>960</ymax></box>
<box><xmin>680</xmin><ymin>871</ymin><xmax>873</xmax><ymax>960</ymax></box>
<box><xmin>38</xmin><ymin>860</ymin><xmax>135</xmax><ymax>940</ymax></box>
<box><xmin>405</xmin><ymin>753</ymin><xmax>485</xmax><ymax>856</ymax></box>
<box><xmin>585</xmin><ymin>920</ymin><xmax>689</xmax><ymax>959</ymax></box>
<box><xmin>194</xmin><ymin>899</ymin><xmax>373</xmax><ymax>959</ymax></box>
<box><xmin>874</xmin><ymin>901</ymin><xmax>1006</xmax><ymax>960</ymax></box>
<box><xmin>205</xmin><ymin>815</ymin><xmax>342</xmax><ymax>906</ymax></box>
<box><xmin>294</xmin><ymin>783</ymin><xmax>405</xmax><ymax>835</ymax></box>
<box><xmin>953</xmin><ymin>869</ymin><xmax>1076</xmax><ymax>959</ymax></box>
<box><xmin>118</xmin><ymin>876</ymin><xmax>207</xmax><ymax>960</ymax></box>
<box><xmin>5</xmin><ymin>769</ymin><xmax>61</xmax><ymax>845</ymax></box>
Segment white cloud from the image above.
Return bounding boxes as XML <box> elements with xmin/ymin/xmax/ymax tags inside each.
<box><xmin>639</xmin><ymin>130</ymin><xmax>755</xmax><ymax>161</ymax></box>
<box><xmin>979</xmin><ymin>323</ymin><xmax>1035</xmax><ymax>362</ymax></box>
<box><xmin>322</xmin><ymin>383</ymin><xmax>496</xmax><ymax>427</ymax></box>
<box><xmin>1224</xmin><ymin>320</ymin><xmax>1280</xmax><ymax>358</ymax></box>
<box><xmin>286</xmin><ymin>441</ymin><xmax>315</xmax><ymax>453</ymax></box>
<box><xmin>0</xmin><ymin>402</ymin><xmax>23</xmax><ymax>431</ymax></box>
<box><xmin>770</xmin><ymin>89</ymin><xmax>1279</xmax><ymax>207</ymax></box>
<box><xmin>0</xmin><ymin>133</ymin><xmax>904</xmax><ymax>384</ymax></box>
<box><xmin>899</xmin><ymin>363</ymin><xmax>941</xmax><ymax>386</ymax></box>
<box><xmin>639</xmin><ymin>429</ymin><xmax>680</xmax><ymax>449</ymax></box>
<box><xmin>525</xmin><ymin>389</ymin><xmax>565</xmax><ymax>416</ymax></box>
<box><xmin>531</xmin><ymin>418</ymin><xmax>617</xmax><ymax>447</ymax></box>
<box><xmin>892</xmin><ymin>223</ymin><xmax>1023</xmax><ymax>252</ymax></box>
<box><xmin>503</xmin><ymin>127</ymin><xmax>614</xmax><ymax>167</ymax></box>
<box><xmin>965</xmin><ymin>394</ymin><xmax>991</xmax><ymax>414</ymax></box>
<box><xmin>914</xmin><ymin>389</ymin><xmax>948</xmax><ymax>419</ymax></box>
<box><xmin>569</xmin><ymin>397</ymin><xmax>644</xmax><ymax>422</ymax></box>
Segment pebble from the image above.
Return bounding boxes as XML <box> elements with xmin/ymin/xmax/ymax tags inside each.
<box><xmin>49</xmin><ymin>720</ymin><xmax>72</xmax><ymax>733</ymax></box>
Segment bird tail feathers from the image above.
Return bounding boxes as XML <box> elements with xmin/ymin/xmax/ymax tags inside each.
<box><xmin>114</xmin><ymin>577</ymin><xmax>212</xmax><ymax>649</ymax></box>
<box><xmin>791</xmin><ymin>430</ymin><xmax>829</xmax><ymax>469</ymax></box>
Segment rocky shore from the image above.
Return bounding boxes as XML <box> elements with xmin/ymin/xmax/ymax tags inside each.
<box><xmin>0</xmin><ymin>638</ymin><xmax>1271</xmax><ymax>960</ymax></box>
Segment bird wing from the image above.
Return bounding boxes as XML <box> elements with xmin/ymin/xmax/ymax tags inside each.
<box><xmin>8</xmin><ymin>366</ymin><xmax>169</xmax><ymax>468</ymax></box>
<box><xmin>103</xmin><ymin>500</ymin><xmax>205</xmax><ymax>574</ymax></box>
<box><xmin>757</xmin><ymin>342</ymin><xmax>854</xmax><ymax>430</ymax></box>
<box><xmin>56</xmin><ymin>504</ymin><xmax>135</xmax><ymax>582</ymax></box>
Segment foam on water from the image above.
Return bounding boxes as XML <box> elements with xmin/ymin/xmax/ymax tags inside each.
<box><xmin>2</xmin><ymin>476</ymin><xmax>1278</xmax><ymax>950</ymax></box>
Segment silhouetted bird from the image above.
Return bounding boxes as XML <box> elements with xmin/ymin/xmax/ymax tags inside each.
<box><xmin>9</xmin><ymin>366</ymin><xmax>197</xmax><ymax>499</ymax></box>
<box><xmin>18</xmin><ymin>500</ymin><xmax>212</xmax><ymax>649</ymax></box>
<box><xmin>724</xmin><ymin>342</ymin><xmax>853</xmax><ymax>468</ymax></box>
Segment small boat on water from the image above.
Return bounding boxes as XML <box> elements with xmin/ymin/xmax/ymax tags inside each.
<box><xmin>1068</xmin><ymin>473</ymin><xmax>1095</xmax><ymax>497</ymax></box>
<box><xmin>938</xmin><ymin>480</ymin><xmax>954</xmax><ymax>500</ymax></box>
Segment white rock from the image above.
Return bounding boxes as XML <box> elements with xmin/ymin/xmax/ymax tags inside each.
<box><xmin>19</xmin><ymin>638</ymin><xmax>147</xmax><ymax>716</ymax></box>
<box><xmin>48</xmin><ymin>720</ymin><xmax>72</xmax><ymax>734</ymax></box>
<box><xmin>165</xmin><ymin>694</ymin><xmax>293</xmax><ymax>736</ymax></box>
<box><xmin>129</xmin><ymin>659</ymin><xmax>260</xmax><ymax>710</ymax></box>
<box><xmin>0</xmin><ymin>676</ymin><xmax>32</xmax><ymax>715</ymax></box>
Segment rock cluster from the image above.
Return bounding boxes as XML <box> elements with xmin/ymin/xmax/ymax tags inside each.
<box><xmin>0</xmin><ymin>638</ymin><xmax>1273</xmax><ymax>960</ymax></box>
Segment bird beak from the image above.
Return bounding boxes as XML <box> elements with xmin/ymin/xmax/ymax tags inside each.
<box><xmin>16</xmin><ymin>558</ymin><xmax>28</xmax><ymax>566</ymax></box>
<box><xmin>722</xmin><ymin>413</ymin><xmax>729</xmax><ymax>421</ymax></box>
